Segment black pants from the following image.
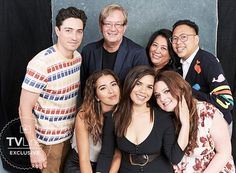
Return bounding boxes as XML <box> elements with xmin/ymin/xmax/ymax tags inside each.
<box><xmin>63</xmin><ymin>148</ymin><xmax>96</xmax><ymax>173</ymax></box>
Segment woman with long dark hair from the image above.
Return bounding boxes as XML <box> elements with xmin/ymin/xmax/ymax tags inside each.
<box><xmin>154</xmin><ymin>71</ymin><xmax>235</xmax><ymax>172</ymax></box>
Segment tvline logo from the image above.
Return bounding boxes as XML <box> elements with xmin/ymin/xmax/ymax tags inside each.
<box><xmin>0</xmin><ymin>117</ymin><xmax>50</xmax><ymax>170</ymax></box>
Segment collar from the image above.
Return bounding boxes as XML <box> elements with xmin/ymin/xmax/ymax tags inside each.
<box><xmin>180</xmin><ymin>47</ymin><xmax>199</xmax><ymax>65</ymax></box>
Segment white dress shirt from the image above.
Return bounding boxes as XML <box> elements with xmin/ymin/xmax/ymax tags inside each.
<box><xmin>180</xmin><ymin>47</ymin><xmax>199</xmax><ymax>79</ymax></box>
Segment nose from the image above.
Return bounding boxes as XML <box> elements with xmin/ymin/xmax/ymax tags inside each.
<box><xmin>154</xmin><ymin>46</ymin><xmax>161</xmax><ymax>53</ymax></box>
<box><xmin>110</xmin><ymin>24</ymin><xmax>118</xmax><ymax>31</ymax></box>
<box><xmin>108</xmin><ymin>86</ymin><xmax>114</xmax><ymax>94</ymax></box>
<box><xmin>139</xmin><ymin>85</ymin><xmax>148</xmax><ymax>93</ymax></box>
<box><xmin>176</xmin><ymin>37</ymin><xmax>182</xmax><ymax>44</ymax></box>
<box><xmin>71</xmin><ymin>31</ymin><xmax>78</xmax><ymax>40</ymax></box>
<box><xmin>157</xmin><ymin>93</ymin><xmax>166</xmax><ymax>102</ymax></box>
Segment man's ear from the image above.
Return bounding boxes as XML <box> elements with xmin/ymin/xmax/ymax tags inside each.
<box><xmin>195</xmin><ymin>35</ymin><xmax>200</xmax><ymax>44</ymax></box>
<box><xmin>55</xmin><ymin>26</ymin><xmax>60</xmax><ymax>36</ymax></box>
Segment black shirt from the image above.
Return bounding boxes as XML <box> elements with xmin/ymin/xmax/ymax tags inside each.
<box><xmin>102</xmin><ymin>47</ymin><xmax>117</xmax><ymax>70</ymax></box>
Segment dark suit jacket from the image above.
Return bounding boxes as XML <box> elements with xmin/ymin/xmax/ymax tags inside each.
<box><xmin>80</xmin><ymin>36</ymin><xmax>149</xmax><ymax>94</ymax></box>
<box><xmin>185</xmin><ymin>48</ymin><xmax>234</xmax><ymax>123</ymax></box>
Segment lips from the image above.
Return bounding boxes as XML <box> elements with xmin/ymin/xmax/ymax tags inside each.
<box><xmin>162</xmin><ymin>100</ymin><xmax>171</xmax><ymax>107</ymax></box>
<box><xmin>176</xmin><ymin>47</ymin><xmax>185</xmax><ymax>53</ymax></box>
<box><xmin>152</xmin><ymin>53</ymin><xmax>162</xmax><ymax>59</ymax></box>
<box><xmin>136</xmin><ymin>94</ymin><xmax>147</xmax><ymax>101</ymax></box>
<box><xmin>108</xmin><ymin>95</ymin><xmax>118</xmax><ymax>100</ymax></box>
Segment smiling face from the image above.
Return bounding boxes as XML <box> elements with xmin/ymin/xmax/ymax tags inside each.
<box><xmin>154</xmin><ymin>81</ymin><xmax>178</xmax><ymax>112</ymax></box>
<box><xmin>100</xmin><ymin>9</ymin><xmax>127</xmax><ymax>46</ymax></box>
<box><xmin>55</xmin><ymin>17</ymin><xmax>84</xmax><ymax>58</ymax></box>
<box><xmin>130</xmin><ymin>75</ymin><xmax>154</xmax><ymax>107</ymax></box>
<box><xmin>172</xmin><ymin>24</ymin><xmax>199</xmax><ymax>60</ymax></box>
<box><xmin>96</xmin><ymin>74</ymin><xmax>120</xmax><ymax>112</ymax></box>
<box><xmin>149</xmin><ymin>35</ymin><xmax>170</xmax><ymax>70</ymax></box>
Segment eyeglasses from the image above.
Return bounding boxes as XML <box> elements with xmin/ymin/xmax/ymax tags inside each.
<box><xmin>102</xmin><ymin>22</ymin><xmax>125</xmax><ymax>29</ymax></box>
<box><xmin>169</xmin><ymin>34</ymin><xmax>196</xmax><ymax>44</ymax></box>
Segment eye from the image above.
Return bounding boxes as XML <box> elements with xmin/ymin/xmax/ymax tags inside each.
<box><xmin>99</xmin><ymin>86</ymin><xmax>106</xmax><ymax>91</ymax></box>
<box><xmin>114</xmin><ymin>23</ymin><xmax>123</xmax><ymax>28</ymax></box>
<box><xmin>161</xmin><ymin>46</ymin><xmax>167</xmax><ymax>51</ymax></box>
<box><xmin>111</xmin><ymin>81</ymin><xmax>118</xmax><ymax>87</ymax></box>
<box><xmin>180</xmin><ymin>35</ymin><xmax>188</xmax><ymax>40</ymax></box>
<box><xmin>164</xmin><ymin>89</ymin><xmax>170</xmax><ymax>94</ymax></box>
<box><xmin>147</xmin><ymin>85</ymin><xmax>153</xmax><ymax>90</ymax></box>
<box><xmin>151</xmin><ymin>43</ymin><xmax>158</xmax><ymax>48</ymax></box>
<box><xmin>77</xmin><ymin>30</ymin><xmax>83</xmax><ymax>34</ymax></box>
<box><xmin>103</xmin><ymin>22</ymin><xmax>112</xmax><ymax>27</ymax></box>
<box><xmin>136</xmin><ymin>81</ymin><xmax>141</xmax><ymax>86</ymax></box>
<box><xmin>154</xmin><ymin>94</ymin><xmax>160</xmax><ymax>99</ymax></box>
<box><xmin>172</xmin><ymin>37</ymin><xmax>178</xmax><ymax>42</ymax></box>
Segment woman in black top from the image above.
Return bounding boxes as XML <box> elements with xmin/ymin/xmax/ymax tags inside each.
<box><xmin>96</xmin><ymin>65</ymin><xmax>189</xmax><ymax>173</ymax></box>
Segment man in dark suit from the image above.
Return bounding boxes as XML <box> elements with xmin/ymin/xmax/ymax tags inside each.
<box><xmin>170</xmin><ymin>19</ymin><xmax>234</xmax><ymax>127</ymax></box>
<box><xmin>80</xmin><ymin>3</ymin><xmax>148</xmax><ymax>96</ymax></box>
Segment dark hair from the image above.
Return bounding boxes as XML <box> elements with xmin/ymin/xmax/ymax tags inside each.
<box><xmin>154</xmin><ymin>71</ymin><xmax>198</xmax><ymax>154</ymax></box>
<box><xmin>56</xmin><ymin>7</ymin><xmax>87</xmax><ymax>29</ymax></box>
<box><xmin>146</xmin><ymin>28</ymin><xmax>179</xmax><ymax>71</ymax></box>
<box><xmin>172</xmin><ymin>19</ymin><xmax>199</xmax><ymax>35</ymax></box>
<box><xmin>79</xmin><ymin>69</ymin><xmax>120</xmax><ymax>144</ymax></box>
<box><xmin>114</xmin><ymin>65</ymin><xmax>155</xmax><ymax>137</ymax></box>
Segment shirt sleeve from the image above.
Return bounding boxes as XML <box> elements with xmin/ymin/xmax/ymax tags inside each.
<box><xmin>192</xmin><ymin>56</ymin><xmax>234</xmax><ymax>119</ymax></box>
<box><xmin>21</xmin><ymin>57</ymin><xmax>48</xmax><ymax>93</ymax></box>
<box><xmin>96</xmin><ymin>112</ymin><xmax>116</xmax><ymax>173</ymax></box>
<box><xmin>162</xmin><ymin>113</ymin><xmax>184</xmax><ymax>164</ymax></box>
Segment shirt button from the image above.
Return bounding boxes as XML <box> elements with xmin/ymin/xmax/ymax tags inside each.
<box><xmin>140</xmin><ymin>167</ymin><xmax>144</xmax><ymax>172</ymax></box>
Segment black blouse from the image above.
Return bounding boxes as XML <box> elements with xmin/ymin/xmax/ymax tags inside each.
<box><xmin>96</xmin><ymin>107</ymin><xmax>184</xmax><ymax>173</ymax></box>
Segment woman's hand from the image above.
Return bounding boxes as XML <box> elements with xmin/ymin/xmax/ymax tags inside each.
<box><xmin>178</xmin><ymin>95</ymin><xmax>190</xmax><ymax>125</ymax></box>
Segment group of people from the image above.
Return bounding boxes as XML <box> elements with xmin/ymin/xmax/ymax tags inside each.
<box><xmin>18</xmin><ymin>3</ymin><xmax>235</xmax><ymax>173</ymax></box>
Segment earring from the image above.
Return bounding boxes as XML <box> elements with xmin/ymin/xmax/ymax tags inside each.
<box><xmin>95</xmin><ymin>96</ymin><xmax>100</xmax><ymax>102</ymax></box>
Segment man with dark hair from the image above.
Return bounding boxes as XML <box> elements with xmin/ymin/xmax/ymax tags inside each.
<box><xmin>170</xmin><ymin>19</ymin><xmax>234</xmax><ymax>127</ymax></box>
<box><xmin>18</xmin><ymin>7</ymin><xmax>87</xmax><ymax>173</ymax></box>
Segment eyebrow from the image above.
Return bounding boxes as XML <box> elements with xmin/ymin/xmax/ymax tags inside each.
<box><xmin>63</xmin><ymin>27</ymin><xmax>83</xmax><ymax>31</ymax></box>
<box><xmin>154</xmin><ymin>87</ymin><xmax>169</xmax><ymax>94</ymax></box>
<box><xmin>97</xmin><ymin>80</ymin><xmax>116</xmax><ymax>89</ymax></box>
<box><xmin>152</xmin><ymin>42</ymin><xmax>167</xmax><ymax>47</ymax></box>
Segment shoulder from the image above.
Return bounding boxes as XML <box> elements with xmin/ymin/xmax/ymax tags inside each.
<box><xmin>153</xmin><ymin>107</ymin><xmax>174</xmax><ymax>122</ymax></box>
<box><xmin>122</xmin><ymin>36</ymin><xmax>144</xmax><ymax>50</ymax></box>
<box><xmin>82</xmin><ymin>39</ymin><xmax>103</xmax><ymax>52</ymax></box>
<box><xmin>197</xmin><ymin>101</ymin><xmax>217</xmax><ymax>121</ymax></box>
<box><xmin>26</xmin><ymin>47</ymin><xmax>56</xmax><ymax>73</ymax></box>
<box><xmin>196</xmin><ymin>49</ymin><xmax>220</xmax><ymax>64</ymax></box>
<box><xmin>29</xmin><ymin>46</ymin><xmax>53</xmax><ymax>63</ymax></box>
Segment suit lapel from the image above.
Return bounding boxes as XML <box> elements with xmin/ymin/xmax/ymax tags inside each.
<box><xmin>185</xmin><ymin>49</ymin><xmax>201</xmax><ymax>85</ymax></box>
<box><xmin>113</xmin><ymin>37</ymin><xmax>127</xmax><ymax>75</ymax></box>
<box><xmin>94</xmin><ymin>41</ymin><xmax>103</xmax><ymax>70</ymax></box>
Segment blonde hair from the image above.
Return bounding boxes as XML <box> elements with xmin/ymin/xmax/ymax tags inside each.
<box><xmin>99</xmin><ymin>3</ymin><xmax>128</xmax><ymax>25</ymax></box>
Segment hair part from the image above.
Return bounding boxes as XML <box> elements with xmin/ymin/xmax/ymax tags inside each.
<box><xmin>172</xmin><ymin>19</ymin><xmax>199</xmax><ymax>35</ymax></box>
<box><xmin>56</xmin><ymin>6</ymin><xmax>87</xmax><ymax>29</ymax></box>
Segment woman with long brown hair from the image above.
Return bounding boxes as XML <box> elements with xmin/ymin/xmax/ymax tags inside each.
<box><xmin>154</xmin><ymin>71</ymin><xmax>235</xmax><ymax>172</ymax></box>
<box><xmin>64</xmin><ymin>69</ymin><xmax>121</xmax><ymax>173</ymax></box>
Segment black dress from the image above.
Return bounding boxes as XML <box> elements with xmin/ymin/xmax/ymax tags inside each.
<box><xmin>96</xmin><ymin>107</ymin><xmax>184</xmax><ymax>173</ymax></box>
